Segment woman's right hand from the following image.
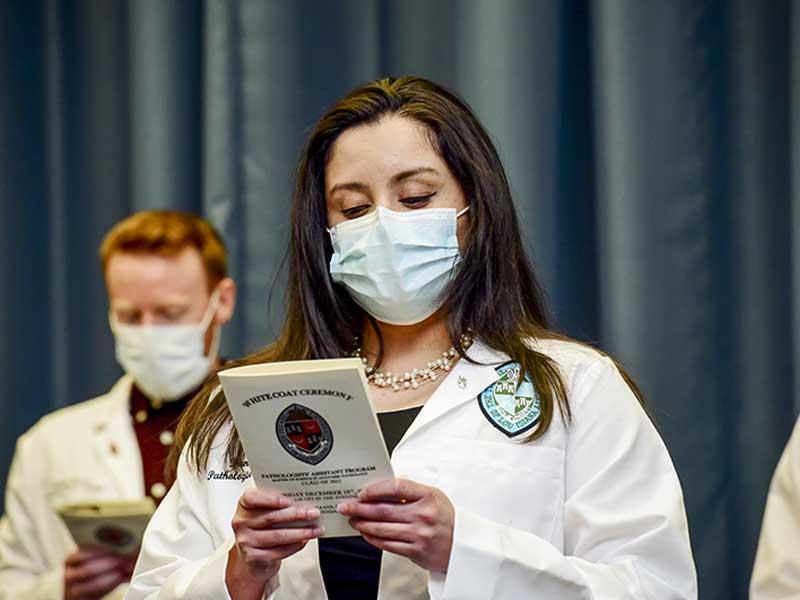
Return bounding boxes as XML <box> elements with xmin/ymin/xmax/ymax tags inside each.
<box><xmin>226</xmin><ymin>488</ymin><xmax>324</xmax><ymax>599</ymax></box>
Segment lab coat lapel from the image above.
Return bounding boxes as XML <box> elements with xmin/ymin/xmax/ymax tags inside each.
<box><xmin>395</xmin><ymin>340</ymin><xmax>507</xmax><ymax>451</ymax></box>
<box><xmin>377</xmin><ymin>340</ymin><xmax>507</xmax><ymax>599</ymax></box>
<box><xmin>90</xmin><ymin>376</ymin><xmax>144</xmax><ymax>498</ymax></box>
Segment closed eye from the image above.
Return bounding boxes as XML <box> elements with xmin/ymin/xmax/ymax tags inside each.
<box><xmin>115</xmin><ymin>310</ymin><xmax>139</xmax><ymax>324</ymax></box>
<box><xmin>400</xmin><ymin>193</ymin><xmax>436</xmax><ymax>207</ymax></box>
<box><xmin>342</xmin><ymin>204</ymin><xmax>371</xmax><ymax>218</ymax></box>
<box><xmin>159</xmin><ymin>307</ymin><xmax>189</xmax><ymax>322</ymax></box>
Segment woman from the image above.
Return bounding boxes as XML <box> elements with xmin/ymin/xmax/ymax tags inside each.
<box><xmin>127</xmin><ymin>76</ymin><xmax>697</xmax><ymax>599</ymax></box>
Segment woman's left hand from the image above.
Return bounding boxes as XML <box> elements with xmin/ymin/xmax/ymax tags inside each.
<box><xmin>337</xmin><ymin>478</ymin><xmax>455</xmax><ymax>572</ymax></box>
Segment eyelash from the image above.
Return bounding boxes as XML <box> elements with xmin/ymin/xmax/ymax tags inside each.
<box><xmin>401</xmin><ymin>193</ymin><xmax>436</xmax><ymax>206</ymax></box>
<box><xmin>341</xmin><ymin>193</ymin><xmax>436</xmax><ymax>218</ymax></box>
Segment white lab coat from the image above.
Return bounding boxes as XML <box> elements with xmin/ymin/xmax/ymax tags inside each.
<box><xmin>127</xmin><ymin>339</ymin><xmax>697</xmax><ymax>599</ymax></box>
<box><xmin>750</xmin><ymin>416</ymin><xmax>800</xmax><ymax>598</ymax></box>
<box><xmin>0</xmin><ymin>376</ymin><xmax>142</xmax><ymax>600</ymax></box>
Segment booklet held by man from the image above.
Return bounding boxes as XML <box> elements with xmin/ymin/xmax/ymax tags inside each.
<box><xmin>56</xmin><ymin>498</ymin><xmax>155</xmax><ymax>555</ymax></box>
<box><xmin>219</xmin><ymin>358</ymin><xmax>394</xmax><ymax>537</ymax></box>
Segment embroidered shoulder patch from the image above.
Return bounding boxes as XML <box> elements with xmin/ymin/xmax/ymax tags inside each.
<box><xmin>478</xmin><ymin>362</ymin><xmax>541</xmax><ymax>437</ymax></box>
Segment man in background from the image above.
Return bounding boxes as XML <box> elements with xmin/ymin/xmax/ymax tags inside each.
<box><xmin>0</xmin><ymin>211</ymin><xmax>236</xmax><ymax>599</ymax></box>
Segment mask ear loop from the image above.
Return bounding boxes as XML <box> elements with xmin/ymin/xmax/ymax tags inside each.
<box><xmin>200</xmin><ymin>288</ymin><xmax>222</xmax><ymax>329</ymax></box>
<box><xmin>201</xmin><ymin>288</ymin><xmax>223</xmax><ymax>361</ymax></box>
<box><xmin>456</xmin><ymin>205</ymin><xmax>470</xmax><ymax>218</ymax></box>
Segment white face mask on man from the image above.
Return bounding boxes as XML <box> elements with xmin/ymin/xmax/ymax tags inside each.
<box><xmin>109</xmin><ymin>290</ymin><xmax>220</xmax><ymax>402</ymax></box>
<box><xmin>328</xmin><ymin>205</ymin><xmax>469</xmax><ymax>325</ymax></box>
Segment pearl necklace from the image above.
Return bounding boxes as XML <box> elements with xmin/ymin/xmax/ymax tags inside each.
<box><xmin>354</xmin><ymin>335</ymin><xmax>473</xmax><ymax>392</ymax></box>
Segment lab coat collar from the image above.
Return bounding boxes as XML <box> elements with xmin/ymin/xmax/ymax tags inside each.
<box><xmin>90</xmin><ymin>375</ymin><xmax>144</xmax><ymax>497</ymax></box>
<box><xmin>395</xmin><ymin>339</ymin><xmax>508</xmax><ymax>450</ymax></box>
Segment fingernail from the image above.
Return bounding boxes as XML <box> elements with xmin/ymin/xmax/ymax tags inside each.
<box><xmin>336</xmin><ymin>503</ymin><xmax>348</xmax><ymax>514</ymax></box>
<box><xmin>278</xmin><ymin>496</ymin><xmax>291</xmax><ymax>507</ymax></box>
<box><xmin>308</xmin><ymin>508</ymin><xmax>320</xmax><ymax>519</ymax></box>
<box><xmin>313</xmin><ymin>526</ymin><xmax>325</xmax><ymax>536</ymax></box>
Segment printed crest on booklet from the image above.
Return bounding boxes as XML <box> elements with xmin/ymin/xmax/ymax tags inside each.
<box><xmin>276</xmin><ymin>404</ymin><xmax>334</xmax><ymax>465</ymax></box>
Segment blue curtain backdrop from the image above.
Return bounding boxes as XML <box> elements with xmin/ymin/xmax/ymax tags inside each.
<box><xmin>1</xmin><ymin>1</ymin><xmax>797</xmax><ymax>598</ymax></box>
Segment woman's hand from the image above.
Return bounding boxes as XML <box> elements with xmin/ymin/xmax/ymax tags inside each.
<box><xmin>337</xmin><ymin>478</ymin><xmax>455</xmax><ymax>572</ymax></box>
<box><xmin>226</xmin><ymin>488</ymin><xmax>324</xmax><ymax>600</ymax></box>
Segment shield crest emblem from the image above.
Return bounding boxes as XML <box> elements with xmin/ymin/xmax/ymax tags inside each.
<box><xmin>478</xmin><ymin>362</ymin><xmax>541</xmax><ymax>437</ymax></box>
<box><xmin>276</xmin><ymin>404</ymin><xmax>334</xmax><ymax>465</ymax></box>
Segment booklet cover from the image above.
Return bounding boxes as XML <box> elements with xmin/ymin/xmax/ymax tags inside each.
<box><xmin>219</xmin><ymin>358</ymin><xmax>394</xmax><ymax>537</ymax></box>
<box><xmin>56</xmin><ymin>498</ymin><xmax>155</xmax><ymax>556</ymax></box>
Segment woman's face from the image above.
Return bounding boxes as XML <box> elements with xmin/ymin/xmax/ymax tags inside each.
<box><xmin>325</xmin><ymin>115</ymin><xmax>468</xmax><ymax>238</ymax></box>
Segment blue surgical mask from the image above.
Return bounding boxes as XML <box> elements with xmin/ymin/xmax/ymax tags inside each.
<box><xmin>328</xmin><ymin>205</ymin><xmax>469</xmax><ymax>325</ymax></box>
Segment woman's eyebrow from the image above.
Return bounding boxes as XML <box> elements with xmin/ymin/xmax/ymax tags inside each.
<box><xmin>390</xmin><ymin>167</ymin><xmax>439</xmax><ymax>185</ymax></box>
<box><xmin>328</xmin><ymin>181</ymin><xmax>370</xmax><ymax>196</ymax></box>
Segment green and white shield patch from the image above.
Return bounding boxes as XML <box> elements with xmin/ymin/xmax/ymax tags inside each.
<box><xmin>478</xmin><ymin>362</ymin><xmax>541</xmax><ymax>437</ymax></box>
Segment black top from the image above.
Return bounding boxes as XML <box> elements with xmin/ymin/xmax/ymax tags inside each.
<box><xmin>376</xmin><ymin>404</ymin><xmax>423</xmax><ymax>456</ymax></box>
<box><xmin>318</xmin><ymin>405</ymin><xmax>423</xmax><ymax>600</ymax></box>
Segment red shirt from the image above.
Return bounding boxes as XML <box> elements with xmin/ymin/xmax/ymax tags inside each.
<box><xmin>129</xmin><ymin>385</ymin><xmax>196</xmax><ymax>504</ymax></box>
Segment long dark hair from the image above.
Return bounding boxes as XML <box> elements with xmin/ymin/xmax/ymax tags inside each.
<box><xmin>168</xmin><ymin>76</ymin><xmax>642</xmax><ymax>480</ymax></box>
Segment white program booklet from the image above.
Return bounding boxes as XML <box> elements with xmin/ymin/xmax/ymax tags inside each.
<box><xmin>219</xmin><ymin>357</ymin><xmax>394</xmax><ymax>537</ymax></box>
<box><xmin>56</xmin><ymin>498</ymin><xmax>155</xmax><ymax>555</ymax></box>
